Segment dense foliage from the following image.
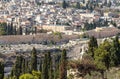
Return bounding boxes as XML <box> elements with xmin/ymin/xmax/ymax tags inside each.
<box><xmin>1</xmin><ymin>35</ymin><xmax>120</xmax><ymax>79</ymax></box>
<box><xmin>0</xmin><ymin>22</ymin><xmax>37</xmax><ymax>35</ymax></box>
<box><xmin>0</xmin><ymin>62</ymin><xmax>4</xmax><ymax>79</ymax></box>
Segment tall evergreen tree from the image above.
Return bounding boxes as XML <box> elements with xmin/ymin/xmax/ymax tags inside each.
<box><xmin>0</xmin><ymin>23</ymin><xmax>7</xmax><ymax>35</ymax></box>
<box><xmin>49</xmin><ymin>61</ymin><xmax>53</xmax><ymax>79</ymax></box>
<box><xmin>108</xmin><ymin>1</ymin><xmax>112</xmax><ymax>7</ymax></box>
<box><xmin>88</xmin><ymin>36</ymin><xmax>98</xmax><ymax>58</ymax></box>
<box><xmin>39</xmin><ymin>59</ymin><xmax>42</xmax><ymax>72</ymax></box>
<box><xmin>62</xmin><ymin>0</ymin><xmax>67</xmax><ymax>9</ymax></box>
<box><xmin>0</xmin><ymin>62</ymin><xmax>4</xmax><ymax>79</ymax></box>
<box><xmin>53</xmin><ymin>62</ymin><xmax>59</xmax><ymax>79</ymax></box>
<box><xmin>83</xmin><ymin>0</ymin><xmax>85</xmax><ymax>4</ymax></box>
<box><xmin>42</xmin><ymin>54</ymin><xmax>48</xmax><ymax>79</ymax></box>
<box><xmin>53</xmin><ymin>54</ymin><xmax>60</xmax><ymax>79</ymax></box>
<box><xmin>25</xmin><ymin>59</ymin><xmax>30</xmax><ymax>73</ymax></box>
<box><xmin>6</xmin><ymin>23</ymin><xmax>9</xmax><ymax>35</ymax></box>
<box><xmin>11</xmin><ymin>55</ymin><xmax>23</xmax><ymax>79</ymax></box>
<box><xmin>59</xmin><ymin>49</ymin><xmax>67</xmax><ymax>79</ymax></box>
<box><xmin>104</xmin><ymin>0</ymin><xmax>107</xmax><ymax>6</ymax></box>
<box><xmin>94</xmin><ymin>44</ymin><xmax>109</xmax><ymax>79</ymax></box>
<box><xmin>76</xmin><ymin>2</ymin><xmax>81</xmax><ymax>9</ymax></box>
<box><xmin>30</xmin><ymin>47</ymin><xmax>37</xmax><ymax>71</ymax></box>
<box><xmin>17</xmin><ymin>26</ymin><xmax>23</xmax><ymax>35</ymax></box>
<box><xmin>41</xmin><ymin>52</ymin><xmax>53</xmax><ymax>79</ymax></box>
<box><xmin>13</xmin><ymin>26</ymin><xmax>17</xmax><ymax>35</ymax></box>
<box><xmin>21</xmin><ymin>58</ymin><xmax>26</xmax><ymax>74</ymax></box>
<box><xmin>110</xmin><ymin>36</ymin><xmax>120</xmax><ymax>66</ymax></box>
<box><xmin>35</xmin><ymin>27</ymin><xmax>37</xmax><ymax>34</ymax></box>
<box><xmin>47</xmin><ymin>52</ymin><xmax>51</xmax><ymax>70</ymax></box>
<box><xmin>10</xmin><ymin>22</ymin><xmax>13</xmax><ymax>35</ymax></box>
<box><xmin>47</xmin><ymin>52</ymin><xmax>53</xmax><ymax>79</ymax></box>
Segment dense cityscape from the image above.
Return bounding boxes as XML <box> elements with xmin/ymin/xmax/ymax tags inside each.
<box><xmin>0</xmin><ymin>0</ymin><xmax>120</xmax><ymax>79</ymax></box>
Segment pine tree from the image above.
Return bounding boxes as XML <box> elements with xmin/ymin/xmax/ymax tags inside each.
<box><xmin>0</xmin><ymin>62</ymin><xmax>4</xmax><ymax>79</ymax></box>
<box><xmin>59</xmin><ymin>49</ymin><xmax>67</xmax><ymax>79</ymax></box>
<box><xmin>30</xmin><ymin>47</ymin><xmax>37</xmax><ymax>71</ymax></box>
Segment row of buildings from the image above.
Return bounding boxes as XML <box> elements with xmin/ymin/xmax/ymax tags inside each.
<box><xmin>0</xmin><ymin>0</ymin><xmax>120</xmax><ymax>36</ymax></box>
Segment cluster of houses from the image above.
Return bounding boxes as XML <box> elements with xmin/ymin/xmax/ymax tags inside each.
<box><xmin>0</xmin><ymin>0</ymin><xmax>120</xmax><ymax>36</ymax></box>
<box><xmin>0</xmin><ymin>0</ymin><xmax>120</xmax><ymax>77</ymax></box>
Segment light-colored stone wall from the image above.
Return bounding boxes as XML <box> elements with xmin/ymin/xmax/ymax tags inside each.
<box><xmin>38</xmin><ymin>25</ymin><xmax>71</xmax><ymax>32</ymax></box>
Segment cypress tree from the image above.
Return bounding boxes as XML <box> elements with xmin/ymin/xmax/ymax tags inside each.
<box><xmin>83</xmin><ymin>0</ymin><xmax>85</xmax><ymax>4</ymax></box>
<box><xmin>35</xmin><ymin>27</ymin><xmax>37</xmax><ymax>34</ymax></box>
<box><xmin>88</xmin><ymin>36</ymin><xmax>98</xmax><ymax>58</ymax></box>
<box><xmin>41</xmin><ymin>52</ymin><xmax>53</xmax><ymax>79</ymax></box>
<box><xmin>104</xmin><ymin>0</ymin><xmax>107</xmax><ymax>6</ymax></box>
<box><xmin>47</xmin><ymin>52</ymin><xmax>51</xmax><ymax>70</ymax></box>
<box><xmin>110</xmin><ymin>35</ymin><xmax>120</xmax><ymax>66</ymax></box>
<box><xmin>25</xmin><ymin>28</ymin><xmax>27</xmax><ymax>35</ymax></box>
<box><xmin>104</xmin><ymin>19</ymin><xmax>108</xmax><ymax>26</ymax></box>
<box><xmin>108</xmin><ymin>1</ymin><xmax>112</xmax><ymax>7</ymax></box>
<box><xmin>13</xmin><ymin>26</ymin><xmax>17</xmax><ymax>35</ymax></box>
<box><xmin>0</xmin><ymin>62</ymin><xmax>4</xmax><ymax>79</ymax></box>
<box><xmin>10</xmin><ymin>22</ymin><xmax>13</xmax><ymax>35</ymax></box>
<box><xmin>17</xmin><ymin>26</ymin><xmax>23</xmax><ymax>35</ymax></box>
<box><xmin>0</xmin><ymin>23</ymin><xmax>7</xmax><ymax>35</ymax></box>
<box><xmin>30</xmin><ymin>47</ymin><xmax>37</xmax><ymax>71</ymax></box>
<box><xmin>76</xmin><ymin>2</ymin><xmax>81</xmax><ymax>9</ymax></box>
<box><xmin>49</xmin><ymin>60</ymin><xmax>53</xmax><ymax>79</ymax></box>
<box><xmin>4</xmin><ymin>23</ymin><xmax>7</xmax><ymax>35</ymax></box>
<box><xmin>62</xmin><ymin>0</ymin><xmax>67</xmax><ymax>9</ymax></box>
<box><xmin>6</xmin><ymin>24</ymin><xmax>9</xmax><ymax>35</ymax></box>
<box><xmin>59</xmin><ymin>49</ymin><xmax>67</xmax><ymax>79</ymax></box>
<box><xmin>42</xmin><ymin>54</ymin><xmax>48</xmax><ymax>79</ymax></box>
<box><xmin>20</xmin><ymin>26</ymin><xmax>23</xmax><ymax>35</ymax></box>
<box><xmin>53</xmin><ymin>62</ymin><xmax>59</xmax><ymax>79</ymax></box>
<box><xmin>39</xmin><ymin>59</ymin><xmax>42</xmax><ymax>72</ymax></box>
<box><xmin>47</xmin><ymin>52</ymin><xmax>53</xmax><ymax>79</ymax></box>
<box><xmin>21</xmin><ymin>58</ymin><xmax>25</xmax><ymax>74</ymax></box>
<box><xmin>11</xmin><ymin>55</ymin><xmax>23</xmax><ymax>79</ymax></box>
<box><xmin>8</xmin><ymin>23</ymin><xmax>11</xmax><ymax>35</ymax></box>
<box><xmin>25</xmin><ymin>59</ymin><xmax>29</xmax><ymax>73</ymax></box>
